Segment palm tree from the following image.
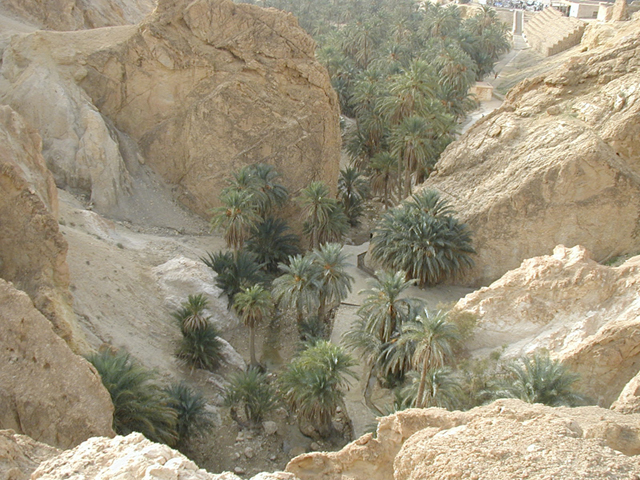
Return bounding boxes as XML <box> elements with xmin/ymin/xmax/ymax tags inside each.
<box><xmin>272</xmin><ymin>254</ymin><xmax>321</xmax><ymax>324</ymax></box>
<box><xmin>388</xmin><ymin>310</ymin><xmax>460</xmax><ymax>408</ymax></box>
<box><xmin>370</xmin><ymin>190</ymin><xmax>475</xmax><ymax>287</ymax></box>
<box><xmin>175</xmin><ymin>324</ymin><xmax>224</xmax><ymax>372</ymax></box>
<box><xmin>338</xmin><ymin>167</ymin><xmax>369</xmax><ymax>227</ymax></box>
<box><xmin>494</xmin><ymin>353</ymin><xmax>585</xmax><ymax>407</ymax></box>
<box><xmin>202</xmin><ymin>250</ymin><xmax>266</xmax><ymax>307</ymax></box>
<box><xmin>86</xmin><ymin>350</ymin><xmax>178</xmax><ymax>446</ymax></box>
<box><xmin>223</xmin><ymin>368</ymin><xmax>280</xmax><ymax>426</ymax></box>
<box><xmin>297</xmin><ymin>181</ymin><xmax>348</xmax><ymax>249</ymax></box>
<box><xmin>165</xmin><ymin>382</ymin><xmax>215</xmax><ymax>448</ymax></box>
<box><xmin>245</xmin><ymin>217</ymin><xmax>301</xmax><ymax>274</ymax></box>
<box><xmin>369</xmin><ymin>151</ymin><xmax>398</xmax><ymax>209</ymax></box>
<box><xmin>248</xmin><ymin>163</ymin><xmax>289</xmax><ymax>218</ymax></box>
<box><xmin>210</xmin><ymin>189</ymin><xmax>260</xmax><ymax>251</ymax></box>
<box><xmin>172</xmin><ymin>294</ymin><xmax>211</xmax><ymax>332</ymax></box>
<box><xmin>390</xmin><ymin>115</ymin><xmax>436</xmax><ymax>197</ymax></box>
<box><xmin>233</xmin><ymin>285</ymin><xmax>273</xmax><ymax>368</ymax></box>
<box><xmin>357</xmin><ymin>270</ymin><xmax>418</xmax><ymax>343</ymax></box>
<box><xmin>278</xmin><ymin>341</ymin><xmax>357</xmax><ymax>438</ymax></box>
<box><xmin>311</xmin><ymin>243</ymin><xmax>354</xmax><ymax>323</ymax></box>
<box><xmin>395</xmin><ymin>367</ymin><xmax>463</xmax><ymax>410</ymax></box>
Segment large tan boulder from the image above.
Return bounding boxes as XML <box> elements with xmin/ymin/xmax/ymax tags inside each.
<box><xmin>0</xmin><ymin>0</ymin><xmax>155</xmax><ymax>30</ymax></box>
<box><xmin>419</xmin><ymin>18</ymin><xmax>640</xmax><ymax>286</ymax></box>
<box><xmin>0</xmin><ymin>278</ymin><xmax>115</xmax><ymax>449</ymax></box>
<box><xmin>452</xmin><ymin>245</ymin><xmax>640</xmax><ymax>406</ymax></box>
<box><xmin>286</xmin><ymin>400</ymin><xmax>640</xmax><ymax>480</ymax></box>
<box><xmin>0</xmin><ymin>105</ymin><xmax>80</xmax><ymax>346</ymax></box>
<box><xmin>0</xmin><ymin>0</ymin><xmax>341</xmax><ymax>220</ymax></box>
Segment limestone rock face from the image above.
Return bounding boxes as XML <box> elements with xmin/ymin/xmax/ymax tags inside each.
<box><xmin>419</xmin><ymin>19</ymin><xmax>640</xmax><ymax>286</ymax></box>
<box><xmin>612</xmin><ymin>370</ymin><xmax>640</xmax><ymax>414</ymax></box>
<box><xmin>0</xmin><ymin>105</ymin><xmax>79</xmax><ymax>346</ymax></box>
<box><xmin>0</xmin><ymin>278</ymin><xmax>115</xmax><ymax>449</ymax></box>
<box><xmin>0</xmin><ymin>0</ymin><xmax>341</xmax><ymax>220</ymax></box>
<box><xmin>452</xmin><ymin>245</ymin><xmax>640</xmax><ymax>406</ymax></box>
<box><xmin>0</xmin><ymin>430</ymin><xmax>59</xmax><ymax>480</ymax></box>
<box><xmin>30</xmin><ymin>432</ymin><xmax>296</xmax><ymax>480</ymax></box>
<box><xmin>0</xmin><ymin>0</ymin><xmax>155</xmax><ymax>30</ymax></box>
<box><xmin>286</xmin><ymin>400</ymin><xmax>640</xmax><ymax>480</ymax></box>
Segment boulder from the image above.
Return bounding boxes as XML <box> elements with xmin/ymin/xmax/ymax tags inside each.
<box><xmin>0</xmin><ymin>105</ymin><xmax>80</xmax><ymax>348</ymax></box>
<box><xmin>612</xmin><ymin>370</ymin><xmax>640</xmax><ymax>414</ymax></box>
<box><xmin>452</xmin><ymin>245</ymin><xmax>640</xmax><ymax>406</ymax></box>
<box><xmin>286</xmin><ymin>399</ymin><xmax>640</xmax><ymax>480</ymax></box>
<box><xmin>0</xmin><ymin>0</ymin><xmax>341</xmax><ymax>222</ymax></box>
<box><xmin>0</xmin><ymin>278</ymin><xmax>115</xmax><ymax>449</ymax></box>
<box><xmin>418</xmin><ymin>19</ymin><xmax>640</xmax><ymax>286</ymax></box>
<box><xmin>30</xmin><ymin>432</ymin><xmax>297</xmax><ymax>480</ymax></box>
<box><xmin>0</xmin><ymin>430</ymin><xmax>59</xmax><ymax>480</ymax></box>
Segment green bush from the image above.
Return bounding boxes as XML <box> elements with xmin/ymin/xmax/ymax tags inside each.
<box><xmin>223</xmin><ymin>368</ymin><xmax>279</xmax><ymax>426</ymax></box>
<box><xmin>86</xmin><ymin>349</ymin><xmax>178</xmax><ymax>446</ymax></box>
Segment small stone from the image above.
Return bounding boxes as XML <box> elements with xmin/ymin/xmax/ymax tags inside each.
<box><xmin>310</xmin><ymin>442</ymin><xmax>321</xmax><ymax>451</ymax></box>
<box><xmin>234</xmin><ymin>467</ymin><xmax>246</xmax><ymax>474</ymax></box>
<box><xmin>263</xmin><ymin>421</ymin><xmax>278</xmax><ymax>436</ymax></box>
<box><xmin>244</xmin><ymin>446</ymin><xmax>255</xmax><ymax>458</ymax></box>
<box><xmin>269</xmin><ymin>455</ymin><xmax>277</xmax><ymax>461</ymax></box>
<box><xmin>335</xmin><ymin>406</ymin><xmax>342</xmax><ymax>413</ymax></box>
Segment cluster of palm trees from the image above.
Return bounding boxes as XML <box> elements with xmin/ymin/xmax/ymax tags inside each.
<box><xmin>237</xmin><ymin>0</ymin><xmax>509</xmax><ymax>205</ymax></box>
<box><xmin>86</xmin><ymin>350</ymin><xmax>214</xmax><ymax>450</ymax></box>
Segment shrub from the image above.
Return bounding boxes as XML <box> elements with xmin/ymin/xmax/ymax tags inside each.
<box><xmin>165</xmin><ymin>382</ymin><xmax>215</xmax><ymax>447</ymax></box>
<box><xmin>86</xmin><ymin>349</ymin><xmax>178</xmax><ymax>446</ymax></box>
<box><xmin>175</xmin><ymin>323</ymin><xmax>224</xmax><ymax>371</ymax></box>
<box><xmin>370</xmin><ymin>189</ymin><xmax>475</xmax><ymax>286</ymax></box>
<box><xmin>223</xmin><ymin>368</ymin><xmax>279</xmax><ymax>426</ymax></box>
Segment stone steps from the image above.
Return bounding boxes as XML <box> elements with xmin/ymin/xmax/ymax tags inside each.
<box><xmin>523</xmin><ymin>7</ymin><xmax>586</xmax><ymax>57</ymax></box>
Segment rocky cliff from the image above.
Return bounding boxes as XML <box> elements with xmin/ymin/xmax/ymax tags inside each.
<box><xmin>286</xmin><ymin>399</ymin><xmax>640</xmax><ymax>480</ymax></box>
<box><xmin>0</xmin><ymin>0</ymin><xmax>154</xmax><ymax>30</ymax></box>
<box><xmin>452</xmin><ymin>245</ymin><xmax>640</xmax><ymax>406</ymax></box>
<box><xmin>0</xmin><ymin>278</ymin><xmax>115</xmax><ymax>449</ymax></box>
<box><xmin>0</xmin><ymin>105</ymin><xmax>79</xmax><ymax>347</ymax></box>
<box><xmin>419</xmin><ymin>17</ymin><xmax>640</xmax><ymax>286</ymax></box>
<box><xmin>0</xmin><ymin>0</ymin><xmax>341</xmax><ymax>219</ymax></box>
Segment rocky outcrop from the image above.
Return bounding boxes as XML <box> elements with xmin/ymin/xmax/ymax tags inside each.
<box><xmin>419</xmin><ymin>18</ymin><xmax>640</xmax><ymax>286</ymax></box>
<box><xmin>0</xmin><ymin>0</ymin><xmax>341</xmax><ymax>220</ymax></box>
<box><xmin>0</xmin><ymin>105</ymin><xmax>80</xmax><ymax>347</ymax></box>
<box><xmin>30</xmin><ymin>432</ymin><xmax>298</xmax><ymax>480</ymax></box>
<box><xmin>286</xmin><ymin>400</ymin><xmax>640</xmax><ymax>480</ymax></box>
<box><xmin>0</xmin><ymin>430</ymin><xmax>59</xmax><ymax>480</ymax></box>
<box><xmin>0</xmin><ymin>0</ymin><xmax>154</xmax><ymax>30</ymax></box>
<box><xmin>0</xmin><ymin>278</ymin><xmax>115</xmax><ymax>448</ymax></box>
<box><xmin>612</xmin><ymin>370</ymin><xmax>640</xmax><ymax>414</ymax></box>
<box><xmin>452</xmin><ymin>245</ymin><xmax>640</xmax><ymax>406</ymax></box>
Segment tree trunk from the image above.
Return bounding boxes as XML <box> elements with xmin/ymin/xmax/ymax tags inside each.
<box><xmin>249</xmin><ymin>324</ymin><xmax>258</xmax><ymax>367</ymax></box>
<box><xmin>415</xmin><ymin>354</ymin><xmax>430</xmax><ymax>408</ymax></box>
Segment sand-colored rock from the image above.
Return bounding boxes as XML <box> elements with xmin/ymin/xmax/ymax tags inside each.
<box><xmin>0</xmin><ymin>105</ymin><xmax>80</xmax><ymax>346</ymax></box>
<box><xmin>612</xmin><ymin>370</ymin><xmax>640</xmax><ymax>414</ymax></box>
<box><xmin>0</xmin><ymin>0</ymin><xmax>340</xmax><ymax>221</ymax></box>
<box><xmin>30</xmin><ymin>432</ymin><xmax>297</xmax><ymax>480</ymax></box>
<box><xmin>419</xmin><ymin>17</ymin><xmax>640</xmax><ymax>286</ymax></box>
<box><xmin>287</xmin><ymin>399</ymin><xmax>640</xmax><ymax>480</ymax></box>
<box><xmin>0</xmin><ymin>430</ymin><xmax>59</xmax><ymax>480</ymax></box>
<box><xmin>0</xmin><ymin>0</ymin><xmax>154</xmax><ymax>31</ymax></box>
<box><xmin>0</xmin><ymin>278</ymin><xmax>115</xmax><ymax>449</ymax></box>
<box><xmin>452</xmin><ymin>245</ymin><xmax>640</xmax><ymax>406</ymax></box>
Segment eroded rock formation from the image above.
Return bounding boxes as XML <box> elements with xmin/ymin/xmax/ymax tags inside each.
<box><xmin>452</xmin><ymin>245</ymin><xmax>640</xmax><ymax>406</ymax></box>
<box><xmin>0</xmin><ymin>0</ymin><xmax>155</xmax><ymax>30</ymax></box>
<box><xmin>419</xmin><ymin>18</ymin><xmax>640</xmax><ymax>286</ymax></box>
<box><xmin>0</xmin><ymin>0</ymin><xmax>341</xmax><ymax>219</ymax></box>
<box><xmin>0</xmin><ymin>278</ymin><xmax>115</xmax><ymax>449</ymax></box>
<box><xmin>0</xmin><ymin>105</ymin><xmax>79</xmax><ymax>346</ymax></box>
<box><xmin>0</xmin><ymin>430</ymin><xmax>59</xmax><ymax>480</ymax></box>
<box><xmin>29</xmin><ymin>432</ymin><xmax>298</xmax><ymax>480</ymax></box>
<box><xmin>286</xmin><ymin>400</ymin><xmax>640</xmax><ymax>480</ymax></box>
